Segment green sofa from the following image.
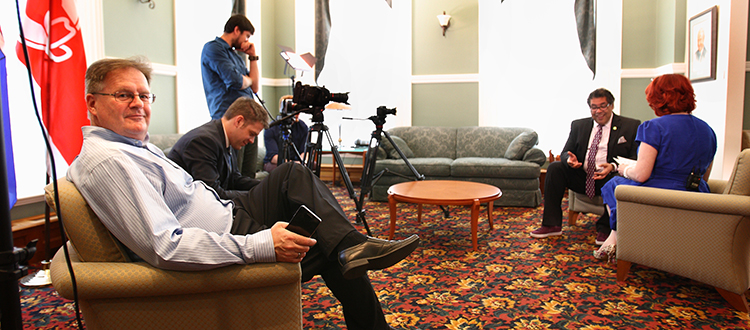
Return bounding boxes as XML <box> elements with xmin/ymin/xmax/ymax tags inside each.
<box><xmin>369</xmin><ymin>126</ymin><xmax>546</xmax><ymax>207</ymax></box>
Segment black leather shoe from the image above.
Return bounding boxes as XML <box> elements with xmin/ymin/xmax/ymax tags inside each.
<box><xmin>339</xmin><ymin>235</ymin><xmax>419</xmax><ymax>280</ymax></box>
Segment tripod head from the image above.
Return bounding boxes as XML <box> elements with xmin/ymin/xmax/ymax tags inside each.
<box><xmin>367</xmin><ymin>106</ymin><xmax>397</xmax><ymax>128</ymax></box>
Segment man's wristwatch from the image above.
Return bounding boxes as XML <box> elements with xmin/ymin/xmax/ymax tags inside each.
<box><xmin>248</xmin><ymin>55</ymin><xmax>259</xmax><ymax>61</ymax></box>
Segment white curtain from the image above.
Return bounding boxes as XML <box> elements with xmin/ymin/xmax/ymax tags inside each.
<box><xmin>301</xmin><ymin>0</ymin><xmax>411</xmax><ymax>147</ymax></box>
<box><xmin>479</xmin><ymin>0</ymin><xmax>622</xmax><ymax>154</ymax></box>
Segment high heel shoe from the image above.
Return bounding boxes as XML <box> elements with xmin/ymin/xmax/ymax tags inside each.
<box><xmin>593</xmin><ymin>244</ymin><xmax>616</xmax><ymax>263</ymax></box>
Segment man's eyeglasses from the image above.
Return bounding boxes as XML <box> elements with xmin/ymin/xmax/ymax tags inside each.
<box><xmin>93</xmin><ymin>91</ymin><xmax>156</xmax><ymax>104</ymax></box>
<box><xmin>590</xmin><ymin>103</ymin><xmax>610</xmax><ymax>111</ymax></box>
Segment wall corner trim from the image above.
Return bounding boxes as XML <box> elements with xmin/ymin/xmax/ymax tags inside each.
<box><xmin>621</xmin><ymin>63</ymin><xmax>686</xmax><ymax>79</ymax></box>
<box><xmin>412</xmin><ymin>74</ymin><xmax>479</xmax><ymax>84</ymax></box>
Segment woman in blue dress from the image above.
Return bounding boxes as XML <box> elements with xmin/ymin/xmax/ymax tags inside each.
<box><xmin>593</xmin><ymin>74</ymin><xmax>717</xmax><ymax>261</ymax></box>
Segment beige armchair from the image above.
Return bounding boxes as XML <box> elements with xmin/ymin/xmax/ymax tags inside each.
<box><xmin>615</xmin><ymin>149</ymin><xmax>750</xmax><ymax>312</ymax></box>
<box><xmin>46</xmin><ymin>179</ymin><xmax>303</xmax><ymax>330</ymax></box>
<box><xmin>567</xmin><ymin>190</ymin><xmax>604</xmax><ymax>226</ymax></box>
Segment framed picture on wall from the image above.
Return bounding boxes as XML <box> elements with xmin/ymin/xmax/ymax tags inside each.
<box><xmin>688</xmin><ymin>6</ymin><xmax>718</xmax><ymax>82</ymax></box>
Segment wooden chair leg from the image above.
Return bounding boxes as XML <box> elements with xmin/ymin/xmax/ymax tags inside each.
<box><xmin>616</xmin><ymin>260</ymin><xmax>631</xmax><ymax>282</ymax></box>
<box><xmin>715</xmin><ymin>287</ymin><xmax>750</xmax><ymax>313</ymax></box>
<box><xmin>567</xmin><ymin>210</ymin><xmax>580</xmax><ymax>226</ymax></box>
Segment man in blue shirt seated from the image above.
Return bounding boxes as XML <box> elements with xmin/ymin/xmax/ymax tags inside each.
<box><xmin>264</xmin><ymin>96</ymin><xmax>309</xmax><ymax>172</ymax></box>
<box><xmin>70</xmin><ymin>56</ymin><xmax>418</xmax><ymax>330</ymax></box>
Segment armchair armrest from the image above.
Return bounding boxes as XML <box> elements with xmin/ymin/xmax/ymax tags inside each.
<box><xmin>615</xmin><ymin>185</ymin><xmax>750</xmax><ymax>216</ymax></box>
<box><xmin>708</xmin><ymin>179</ymin><xmax>727</xmax><ymax>194</ymax></box>
<box><xmin>51</xmin><ymin>243</ymin><xmax>301</xmax><ymax>300</ymax></box>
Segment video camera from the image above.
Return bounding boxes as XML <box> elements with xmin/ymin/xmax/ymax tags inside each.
<box><xmin>292</xmin><ymin>81</ymin><xmax>349</xmax><ymax>113</ymax></box>
<box><xmin>376</xmin><ymin>106</ymin><xmax>396</xmax><ymax>118</ymax></box>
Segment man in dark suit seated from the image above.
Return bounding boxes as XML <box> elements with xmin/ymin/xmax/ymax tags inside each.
<box><xmin>73</xmin><ymin>57</ymin><xmax>417</xmax><ymax>330</ymax></box>
<box><xmin>168</xmin><ymin>96</ymin><xmax>264</xmax><ymax>200</ymax></box>
<box><xmin>530</xmin><ymin>88</ymin><xmax>641</xmax><ymax>244</ymax></box>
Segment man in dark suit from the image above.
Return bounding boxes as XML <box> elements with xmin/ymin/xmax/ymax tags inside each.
<box><xmin>530</xmin><ymin>88</ymin><xmax>641</xmax><ymax>244</ymax></box>
<box><xmin>168</xmin><ymin>96</ymin><xmax>264</xmax><ymax>200</ymax></box>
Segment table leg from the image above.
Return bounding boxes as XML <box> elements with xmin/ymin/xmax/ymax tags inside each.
<box><xmin>488</xmin><ymin>201</ymin><xmax>494</xmax><ymax>230</ymax></box>
<box><xmin>417</xmin><ymin>204</ymin><xmax>422</xmax><ymax>223</ymax></box>
<box><xmin>388</xmin><ymin>194</ymin><xmax>398</xmax><ymax>240</ymax></box>
<box><xmin>332</xmin><ymin>158</ymin><xmax>337</xmax><ymax>186</ymax></box>
<box><xmin>471</xmin><ymin>199</ymin><xmax>480</xmax><ymax>251</ymax></box>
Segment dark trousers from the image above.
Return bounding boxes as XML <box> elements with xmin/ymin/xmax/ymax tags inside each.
<box><xmin>542</xmin><ymin>161</ymin><xmax>611</xmax><ymax>233</ymax></box>
<box><xmin>231</xmin><ymin>162</ymin><xmax>388</xmax><ymax>330</ymax></box>
<box><xmin>236</xmin><ymin>139</ymin><xmax>259</xmax><ymax>178</ymax></box>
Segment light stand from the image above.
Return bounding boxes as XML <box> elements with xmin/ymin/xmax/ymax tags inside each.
<box><xmin>0</xmin><ymin>92</ymin><xmax>35</xmax><ymax>330</ymax></box>
<box><xmin>18</xmin><ymin>174</ymin><xmax>52</xmax><ymax>287</ymax></box>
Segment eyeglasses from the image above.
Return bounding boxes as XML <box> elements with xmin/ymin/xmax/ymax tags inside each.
<box><xmin>93</xmin><ymin>91</ymin><xmax>156</xmax><ymax>104</ymax></box>
<box><xmin>590</xmin><ymin>103</ymin><xmax>610</xmax><ymax>111</ymax></box>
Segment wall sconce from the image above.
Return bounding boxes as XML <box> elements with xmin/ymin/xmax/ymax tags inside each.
<box><xmin>138</xmin><ymin>0</ymin><xmax>155</xmax><ymax>9</ymax></box>
<box><xmin>437</xmin><ymin>11</ymin><xmax>451</xmax><ymax>36</ymax></box>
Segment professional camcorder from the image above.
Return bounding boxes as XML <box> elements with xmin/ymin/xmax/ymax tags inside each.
<box><xmin>292</xmin><ymin>81</ymin><xmax>349</xmax><ymax>111</ymax></box>
<box><xmin>377</xmin><ymin>106</ymin><xmax>396</xmax><ymax>117</ymax></box>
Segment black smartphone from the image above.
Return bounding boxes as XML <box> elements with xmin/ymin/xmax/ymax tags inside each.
<box><xmin>286</xmin><ymin>205</ymin><xmax>322</xmax><ymax>237</ymax></box>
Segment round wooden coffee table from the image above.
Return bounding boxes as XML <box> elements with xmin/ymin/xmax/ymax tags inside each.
<box><xmin>387</xmin><ymin>180</ymin><xmax>502</xmax><ymax>251</ymax></box>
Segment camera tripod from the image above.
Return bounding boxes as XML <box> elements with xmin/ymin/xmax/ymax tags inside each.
<box><xmin>302</xmin><ymin>108</ymin><xmax>375</xmax><ymax>235</ymax></box>
<box><xmin>274</xmin><ymin>104</ymin><xmax>306</xmax><ymax>167</ymax></box>
<box><xmin>351</xmin><ymin>107</ymin><xmax>427</xmax><ymax>229</ymax></box>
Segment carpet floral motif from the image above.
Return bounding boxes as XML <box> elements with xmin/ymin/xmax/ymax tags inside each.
<box><xmin>16</xmin><ymin>185</ymin><xmax>750</xmax><ymax>329</ymax></box>
<box><xmin>301</xmin><ymin>186</ymin><xmax>750</xmax><ymax>329</ymax></box>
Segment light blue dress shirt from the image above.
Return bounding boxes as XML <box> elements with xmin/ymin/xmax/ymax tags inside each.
<box><xmin>201</xmin><ymin>37</ymin><xmax>253</xmax><ymax>119</ymax></box>
<box><xmin>67</xmin><ymin>126</ymin><xmax>275</xmax><ymax>271</ymax></box>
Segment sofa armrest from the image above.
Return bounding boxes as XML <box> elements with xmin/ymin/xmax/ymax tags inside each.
<box><xmin>50</xmin><ymin>243</ymin><xmax>302</xmax><ymax>300</ymax></box>
<box><xmin>522</xmin><ymin>147</ymin><xmax>546</xmax><ymax>166</ymax></box>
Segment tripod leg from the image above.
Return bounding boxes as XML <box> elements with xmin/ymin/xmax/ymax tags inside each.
<box><xmin>382</xmin><ymin>131</ymin><xmax>424</xmax><ymax>180</ymax></box>
<box><xmin>321</xmin><ymin>128</ymin><xmax>372</xmax><ymax>236</ymax></box>
<box><xmin>304</xmin><ymin>124</ymin><xmax>324</xmax><ymax>176</ymax></box>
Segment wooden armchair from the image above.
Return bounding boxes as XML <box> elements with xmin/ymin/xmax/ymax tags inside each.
<box><xmin>615</xmin><ymin>149</ymin><xmax>750</xmax><ymax>312</ymax></box>
<box><xmin>46</xmin><ymin>179</ymin><xmax>302</xmax><ymax>330</ymax></box>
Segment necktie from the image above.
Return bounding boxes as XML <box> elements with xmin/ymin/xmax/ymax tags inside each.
<box><xmin>585</xmin><ymin>124</ymin><xmax>603</xmax><ymax>198</ymax></box>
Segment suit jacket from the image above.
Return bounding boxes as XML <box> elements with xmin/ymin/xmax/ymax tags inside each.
<box><xmin>168</xmin><ymin>120</ymin><xmax>260</xmax><ymax>200</ymax></box>
<box><xmin>560</xmin><ymin>114</ymin><xmax>641</xmax><ymax>175</ymax></box>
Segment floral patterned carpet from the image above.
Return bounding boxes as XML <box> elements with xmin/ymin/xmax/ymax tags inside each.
<box><xmin>15</xmin><ymin>185</ymin><xmax>750</xmax><ymax>329</ymax></box>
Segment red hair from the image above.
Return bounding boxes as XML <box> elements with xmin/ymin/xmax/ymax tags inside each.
<box><xmin>645</xmin><ymin>74</ymin><xmax>696</xmax><ymax>116</ymax></box>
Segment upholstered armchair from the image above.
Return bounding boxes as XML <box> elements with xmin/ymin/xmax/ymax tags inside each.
<box><xmin>615</xmin><ymin>149</ymin><xmax>750</xmax><ymax>312</ymax></box>
<box><xmin>46</xmin><ymin>179</ymin><xmax>302</xmax><ymax>330</ymax></box>
<box><xmin>567</xmin><ymin>190</ymin><xmax>604</xmax><ymax>226</ymax></box>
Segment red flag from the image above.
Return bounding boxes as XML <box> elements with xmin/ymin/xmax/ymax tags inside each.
<box><xmin>16</xmin><ymin>0</ymin><xmax>88</xmax><ymax>165</ymax></box>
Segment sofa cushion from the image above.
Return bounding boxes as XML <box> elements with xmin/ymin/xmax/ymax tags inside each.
<box><xmin>389</xmin><ymin>127</ymin><xmax>457</xmax><ymax>159</ymax></box>
<box><xmin>451</xmin><ymin>157</ymin><xmax>541</xmax><ymax>179</ymax></box>
<box><xmin>376</xmin><ymin>146</ymin><xmax>388</xmax><ymax>160</ymax></box>
<box><xmin>382</xmin><ymin>136</ymin><xmax>414</xmax><ymax>159</ymax></box>
<box><xmin>374</xmin><ymin>157</ymin><xmax>453</xmax><ymax>177</ymax></box>
<box><xmin>505</xmin><ymin>131</ymin><xmax>539</xmax><ymax>160</ymax></box>
<box><xmin>456</xmin><ymin>127</ymin><xmax>533</xmax><ymax>158</ymax></box>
